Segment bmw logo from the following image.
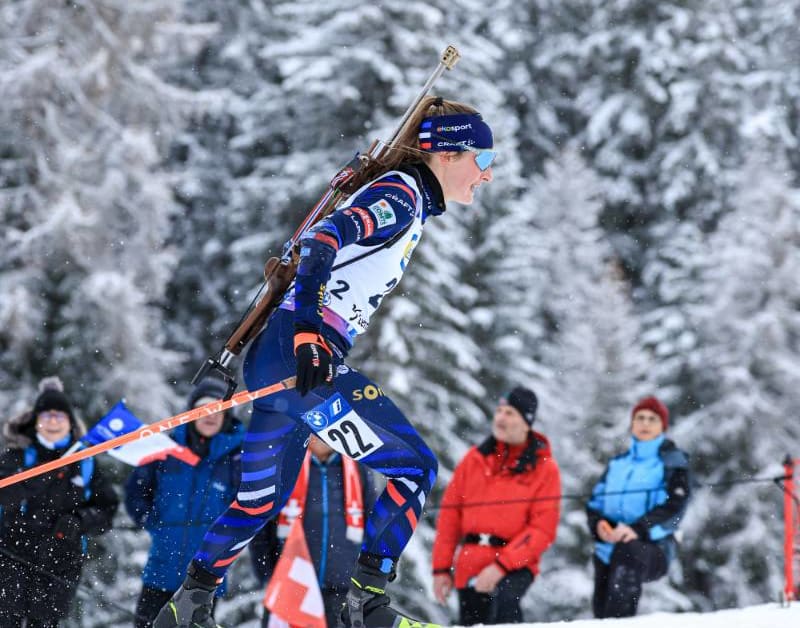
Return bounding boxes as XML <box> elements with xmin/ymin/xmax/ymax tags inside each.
<box><xmin>304</xmin><ymin>410</ymin><xmax>328</xmax><ymax>430</ymax></box>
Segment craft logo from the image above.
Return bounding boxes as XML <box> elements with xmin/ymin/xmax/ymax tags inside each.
<box><xmin>386</xmin><ymin>193</ymin><xmax>413</xmax><ymax>213</ymax></box>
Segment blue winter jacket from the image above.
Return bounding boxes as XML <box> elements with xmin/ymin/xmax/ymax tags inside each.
<box><xmin>586</xmin><ymin>435</ymin><xmax>690</xmax><ymax>564</ymax></box>
<box><xmin>125</xmin><ymin>421</ymin><xmax>244</xmax><ymax>593</ymax></box>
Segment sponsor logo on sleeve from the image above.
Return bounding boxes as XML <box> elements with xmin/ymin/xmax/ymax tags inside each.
<box><xmin>351</xmin><ymin>207</ymin><xmax>375</xmax><ymax>238</ymax></box>
<box><xmin>368</xmin><ymin>199</ymin><xmax>397</xmax><ymax>229</ymax></box>
<box><xmin>387</xmin><ymin>193</ymin><xmax>413</xmax><ymax>213</ymax></box>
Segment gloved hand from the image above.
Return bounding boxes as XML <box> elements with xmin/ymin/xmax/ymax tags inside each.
<box><xmin>53</xmin><ymin>513</ymin><xmax>83</xmax><ymax>542</ymax></box>
<box><xmin>294</xmin><ymin>331</ymin><xmax>333</xmax><ymax>396</ymax></box>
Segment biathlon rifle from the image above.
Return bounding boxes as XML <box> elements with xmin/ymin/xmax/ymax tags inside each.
<box><xmin>193</xmin><ymin>45</ymin><xmax>461</xmax><ymax>398</ymax></box>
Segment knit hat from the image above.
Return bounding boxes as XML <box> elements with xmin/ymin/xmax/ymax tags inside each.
<box><xmin>501</xmin><ymin>386</ymin><xmax>538</xmax><ymax>426</ymax></box>
<box><xmin>32</xmin><ymin>376</ymin><xmax>75</xmax><ymax>424</ymax></box>
<box><xmin>631</xmin><ymin>396</ymin><xmax>669</xmax><ymax>430</ymax></box>
<box><xmin>187</xmin><ymin>377</ymin><xmax>229</xmax><ymax>410</ymax></box>
<box><xmin>187</xmin><ymin>377</ymin><xmax>233</xmax><ymax>433</ymax></box>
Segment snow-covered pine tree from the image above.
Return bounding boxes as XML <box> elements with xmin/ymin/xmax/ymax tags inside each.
<box><xmin>480</xmin><ymin>147</ymin><xmax>658</xmax><ymax>619</ymax></box>
<box><xmin>674</xmin><ymin>148</ymin><xmax>800</xmax><ymax>609</ymax></box>
<box><xmin>0</xmin><ymin>2</ymin><xmax>215</xmax><ymax>626</ymax></box>
<box><xmin>0</xmin><ymin>1</ymin><xmax>198</xmax><ymax>420</ymax></box>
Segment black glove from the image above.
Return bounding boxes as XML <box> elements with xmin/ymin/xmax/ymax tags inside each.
<box><xmin>53</xmin><ymin>513</ymin><xmax>83</xmax><ymax>542</ymax></box>
<box><xmin>294</xmin><ymin>331</ymin><xmax>333</xmax><ymax>396</ymax></box>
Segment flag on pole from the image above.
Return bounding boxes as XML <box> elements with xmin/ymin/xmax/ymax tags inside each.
<box><xmin>264</xmin><ymin>517</ymin><xmax>326</xmax><ymax>628</ymax></box>
<box><xmin>83</xmin><ymin>400</ymin><xmax>199</xmax><ymax>466</ymax></box>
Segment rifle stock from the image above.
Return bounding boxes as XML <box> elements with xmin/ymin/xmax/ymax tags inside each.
<box><xmin>223</xmin><ymin>256</ymin><xmax>297</xmax><ymax>355</ymax></box>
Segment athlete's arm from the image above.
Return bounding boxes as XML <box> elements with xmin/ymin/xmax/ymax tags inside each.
<box><xmin>294</xmin><ymin>174</ymin><xmax>417</xmax><ymax>331</ymax></box>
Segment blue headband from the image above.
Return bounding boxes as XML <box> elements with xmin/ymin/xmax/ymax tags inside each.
<box><xmin>418</xmin><ymin>113</ymin><xmax>494</xmax><ymax>151</ymax></box>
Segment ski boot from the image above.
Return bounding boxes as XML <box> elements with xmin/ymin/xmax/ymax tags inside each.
<box><xmin>339</xmin><ymin>555</ymin><xmax>441</xmax><ymax>628</ymax></box>
<box><xmin>153</xmin><ymin>561</ymin><xmax>222</xmax><ymax>628</ymax></box>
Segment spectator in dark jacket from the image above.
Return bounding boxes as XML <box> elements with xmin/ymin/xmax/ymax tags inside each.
<box><xmin>586</xmin><ymin>395</ymin><xmax>691</xmax><ymax>618</ymax></box>
<box><xmin>125</xmin><ymin>379</ymin><xmax>245</xmax><ymax>628</ymax></box>
<box><xmin>432</xmin><ymin>386</ymin><xmax>561</xmax><ymax>625</ymax></box>
<box><xmin>250</xmin><ymin>435</ymin><xmax>378</xmax><ymax>628</ymax></box>
<box><xmin>0</xmin><ymin>376</ymin><xmax>119</xmax><ymax>628</ymax></box>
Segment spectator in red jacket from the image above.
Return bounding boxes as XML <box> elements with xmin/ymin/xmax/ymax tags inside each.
<box><xmin>431</xmin><ymin>386</ymin><xmax>561</xmax><ymax>625</ymax></box>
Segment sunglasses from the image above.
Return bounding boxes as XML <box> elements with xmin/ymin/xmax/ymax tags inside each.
<box><xmin>461</xmin><ymin>144</ymin><xmax>498</xmax><ymax>172</ymax></box>
<box><xmin>38</xmin><ymin>410</ymin><xmax>70</xmax><ymax>422</ymax></box>
<box><xmin>430</xmin><ymin>134</ymin><xmax>497</xmax><ymax>171</ymax></box>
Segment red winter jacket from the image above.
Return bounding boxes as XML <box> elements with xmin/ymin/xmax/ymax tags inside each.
<box><xmin>431</xmin><ymin>431</ymin><xmax>561</xmax><ymax>588</ymax></box>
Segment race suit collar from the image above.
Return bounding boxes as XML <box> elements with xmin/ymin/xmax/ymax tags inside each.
<box><xmin>400</xmin><ymin>161</ymin><xmax>446</xmax><ymax>220</ymax></box>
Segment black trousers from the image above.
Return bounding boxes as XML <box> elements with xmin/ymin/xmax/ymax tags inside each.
<box><xmin>457</xmin><ymin>569</ymin><xmax>534</xmax><ymax>625</ymax></box>
<box><xmin>0</xmin><ymin>552</ymin><xmax>81</xmax><ymax>628</ymax></box>
<box><xmin>592</xmin><ymin>540</ymin><xmax>668</xmax><ymax>618</ymax></box>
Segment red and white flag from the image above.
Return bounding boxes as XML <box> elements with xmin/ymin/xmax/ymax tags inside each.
<box><xmin>264</xmin><ymin>517</ymin><xmax>326</xmax><ymax>628</ymax></box>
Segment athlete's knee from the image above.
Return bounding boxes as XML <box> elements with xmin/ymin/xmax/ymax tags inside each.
<box><xmin>230</xmin><ymin>488</ymin><xmax>280</xmax><ymax>521</ymax></box>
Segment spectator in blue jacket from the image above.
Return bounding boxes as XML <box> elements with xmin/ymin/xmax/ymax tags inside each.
<box><xmin>250</xmin><ymin>435</ymin><xmax>379</xmax><ymax>628</ymax></box>
<box><xmin>586</xmin><ymin>396</ymin><xmax>691</xmax><ymax>618</ymax></box>
<box><xmin>125</xmin><ymin>379</ymin><xmax>244</xmax><ymax>628</ymax></box>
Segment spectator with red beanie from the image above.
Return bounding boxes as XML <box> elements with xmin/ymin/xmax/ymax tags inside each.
<box><xmin>586</xmin><ymin>395</ymin><xmax>691</xmax><ymax>618</ymax></box>
<box><xmin>432</xmin><ymin>386</ymin><xmax>561</xmax><ymax>625</ymax></box>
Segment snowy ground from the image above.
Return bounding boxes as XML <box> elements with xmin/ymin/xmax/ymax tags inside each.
<box><xmin>510</xmin><ymin>603</ymin><xmax>800</xmax><ymax>628</ymax></box>
<box><xmin>235</xmin><ymin>601</ymin><xmax>800</xmax><ymax>628</ymax></box>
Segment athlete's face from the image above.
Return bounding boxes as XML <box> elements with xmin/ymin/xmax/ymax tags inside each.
<box><xmin>491</xmin><ymin>402</ymin><xmax>530</xmax><ymax>445</ymax></box>
<box><xmin>434</xmin><ymin>151</ymin><xmax>493</xmax><ymax>204</ymax></box>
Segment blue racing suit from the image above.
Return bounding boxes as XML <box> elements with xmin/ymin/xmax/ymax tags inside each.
<box><xmin>193</xmin><ymin>162</ymin><xmax>445</xmax><ymax>576</ymax></box>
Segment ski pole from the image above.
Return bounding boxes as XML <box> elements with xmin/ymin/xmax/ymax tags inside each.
<box><xmin>0</xmin><ymin>376</ymin><xmax>296</xmax><ymax>490</ymax></box>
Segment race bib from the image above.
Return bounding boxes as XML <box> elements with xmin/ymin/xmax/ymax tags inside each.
<box><xmin>302</xmin><ymin>393</ymin><xmax>384</xmax><ymax>460</ymax></box>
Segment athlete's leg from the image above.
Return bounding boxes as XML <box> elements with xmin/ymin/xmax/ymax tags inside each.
<box><xmin>311</xmin><ymin>366</ymin><xmax>438</xmax><ymax>561</ymax></box>
<box><xmin>154</xmin><ymin>311</ymin><xmax>335</xmax><ymax>628</ymax></box>
<box><xmin>299</xmin><ymin>366</ymin><xmax>439</xmax><ymax>627</ymax></box>
<box><xmin>193</xmin><ymin>407</ymin><xmax>308</xmax><ymax>575</ymax></box>
<box><xmin>193</xmin><ymin>310</ymin><xmax>337</xmax><ymax>576</ymax></box>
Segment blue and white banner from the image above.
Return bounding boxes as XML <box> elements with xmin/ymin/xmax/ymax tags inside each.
<box><xmin>82</xmin><ymin>400</ymin><xmax>199</xmax><ymax>466</ymax></box>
